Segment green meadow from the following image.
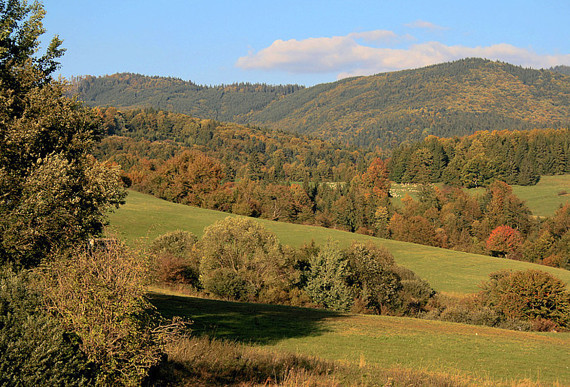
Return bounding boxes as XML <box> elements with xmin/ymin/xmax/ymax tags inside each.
<box><xmin>510</xmin><ymin>175</ymin><xmax>570</xmax><ymax>217</ymax></box>
<box><xmin>391</xmin><ymin>174</ymin><xmax>570</xmax><ymax>217</ymax></box>
<box><xmin>108</xmin><ymin>190</ymin><xmax>570</xmax><ymax>294</ymax></box>
<box><xmin>150</xmin><ymin>290</ymin><xmax>570</xmax><ymax>385</ymax></box>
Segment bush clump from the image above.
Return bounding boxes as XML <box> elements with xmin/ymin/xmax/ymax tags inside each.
<box><xmin>199</xmin><ymin>217</ymin><xmax>294</xmax><ymax>302</ymax></box>
<box><xmin>480</xmin><ymin>269</ymin><xmax>570</xmax><ymax>329</ymax></box>
<box><xmin>40</xmin><ymin>243</ymin><xmax>171</xmax><ymax>386</ymax></box>
<box><xmin>151</xmin><ymin>230</ymin><xmax>200</xmax><ymax>286</ymax></box>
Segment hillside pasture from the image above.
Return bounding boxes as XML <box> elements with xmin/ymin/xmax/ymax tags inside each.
<box><xmin>150</xmin><ymin>289</ymin><xmax>570</xmax><ymax>385</ymax></box>
<box><xmin>108</xmin><ymin>190</ymin><xmax>570</xmax><ymax>294</ymax></box>
<box><xmin>391</xmin><ymin>174</ymin><xmax>570</xmax><ymax>217</ymax></box>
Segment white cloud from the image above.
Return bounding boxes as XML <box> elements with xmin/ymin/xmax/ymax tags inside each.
<box><xmin>236</xmin><ymin>31</ymin><xmax>570</xmax><ymax>79</ymax></box>
<box><xmin>347</xmin><ymin>30</ymin><xmax>399</xmax><ymax>43</ymax></box>
<box><xmin>405</xmin><ymin>20</ymin><xmax>448</xmax><ymax>31</ymax></box>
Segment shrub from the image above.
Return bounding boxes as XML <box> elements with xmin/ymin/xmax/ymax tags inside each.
<box><xmin>201</xmin><ymin>268</ymin><xmax>255</xmax><ymax>301</ymax></box>
<box><xmin>0</xmin><ymin>268</ymin><xmax>97</xmax><ymax>385</ymax></box>
<box><xmin>151</xmin><ymin>230</ymin><xmax>197</xmax><ymax>258</ymax></box>
<box><xmin>40</xmin><ymin>243</ymin><xmax>170</xmax><ymax>386</ymax></box>
<box><xmin>391</xmin><ymin>266</ymin><xmax>435</xmax><ymax>315</ymax></box>
<box><xmin>480</xmin><ymin>269</ymin><xmax>570</xmax><ymax>328</ymax></box>
<box><xmin>199</xmin><ymin>217</ymin><xmax>292</xmax><ymax>302</ymax></box>
<box><xmin>306</xmin><ymin>240</ymin><xmax>353</xmax><ymax>312</ymax></box>
<box><xmin>151</xmin><ymin>231</ymin><xmax>199</xmax><ymax>286</ymax></box>
<box><xmin>423</xmin><ymin>293</ymin><xmax>534</xmax><ymax>330</ymax></box>
<box><xmin>345</xmin><ymin>242</ymin><xmax>400</xmax><ymax>314</ymax></box>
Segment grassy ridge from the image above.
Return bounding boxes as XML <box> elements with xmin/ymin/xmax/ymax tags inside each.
<box><xmin>108</xmin><ymin>190</ymin><xmax>570</xmax><ymax>294</ymax></box>
<box><xmin>150</xmin><ymin>290</ymin><xmax>570</xmax><ymax>385</ymax></box>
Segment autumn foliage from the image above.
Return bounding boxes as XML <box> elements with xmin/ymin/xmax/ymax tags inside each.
<box><xmin>480</xmin><ymin>270</ymin><xmax>570</xmax><ymax>329</ymax></box>
<box><xmin>486</xmin><ymin>225</ymin><xmax>523</xmax><ymax>257</ymax></box>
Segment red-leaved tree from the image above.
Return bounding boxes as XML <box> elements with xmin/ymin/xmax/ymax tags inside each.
<box><xmin>486</xmin><ymin>225</ymin><xmax>523</xmax><ymax>257</ymax></box>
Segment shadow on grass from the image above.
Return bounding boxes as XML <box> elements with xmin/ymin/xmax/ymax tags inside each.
<box><xmin>148</xmin><ymin>293</ymin><xmax>344</xmax><ymax>345</ymax></box>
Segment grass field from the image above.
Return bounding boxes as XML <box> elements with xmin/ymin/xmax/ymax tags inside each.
<box><xmin>150</xmin><ymin>289</ymin><xmax>570</xmax><ymax>385</ymax></box>
<box><xmin>391</xmin><ymin>174</ymin><xmax>570</xmax><ymax>217</ymax></box>
<box><xmin>511</xmin><ymin>175</ymin><xmax>570</xmax><ymax>217</ymax></box>
<box><xmin>107</xmin><ymin>190</ymin><xmax>570</xmax><ymax>294</ymax></box>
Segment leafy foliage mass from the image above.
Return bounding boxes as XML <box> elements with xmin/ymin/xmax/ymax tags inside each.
<box><xmin>94</xmin><ymin>109</ymin><xmax>568</xmax><ymax>267</ymax></box>
<box><xmin>480</xmin><ymin>269</ymin><xmax>570</xmax><ymax>328</ymax></box>
<box><xmin>74</xmin><ymin>59</ymin><xmax>570</xmax><ymax>148</ymax></box>
<box><xmin>40</xmin><ymin>243</ymin><xmax>169</xmax><ymax>386</ymax></box>
<box><xmin>153</xmin><ymin>218</ymin><xmax>435</xmax><ymax>316</ymax></box>
<box><xmin>0</xmin><ymin>268</ymin><xmax>96</xmax><ymax>386</ymax></box>
<box><xmin>0</xmin><ymin>2</ymin><xmax>125</xmax><ymax>268</ymax></box>
<box><xmin>0</xmin><ymin>2</ymin><xmax>170</xmax><ymax>386</ymax></box>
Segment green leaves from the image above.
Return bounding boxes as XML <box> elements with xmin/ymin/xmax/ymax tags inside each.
<box><xmin>306</xmin><ymin>240</ymin><xmax>353</xmax><ymax>312</ymax></box>
<box><xmin>0</xmin><ymin>1</ymin><xmax>125</xmax><ymax>267</ymax></box>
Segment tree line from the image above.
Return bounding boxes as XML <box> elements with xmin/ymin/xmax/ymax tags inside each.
<box><xmin>389</xmin><ymin>129</ymin><xmax>570</xmax><ymax>186</ymax></box>
<box><xmin>150</xmin><ymin>219</ymin><xmax>570</xmax><ymax>331</ymax></box>
<box><xmin>92</xmin><ymin>108</ymin><xmax>569</xmax><ymax>268</ymax></box>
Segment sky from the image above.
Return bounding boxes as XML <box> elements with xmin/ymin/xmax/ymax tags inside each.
<box><xmin>41</xmin><ymin>0</ymin><xmax>570</xmax><ymax>86</ymax></box>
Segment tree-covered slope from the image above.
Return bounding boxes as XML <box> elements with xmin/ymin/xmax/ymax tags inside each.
<box><xmin>251</xmin><ymin>59</ymin><xmax>570</xmax><ymax>148</ymax></box>
<box><xmin>72</xmin><ymin>73</ymin><xmax>303</xmax><ymax>123</ymax></box>
<box><xmin>73</xmin><ymin>58</ymin><xmax>570</xmax><ymax>148</ymax></box>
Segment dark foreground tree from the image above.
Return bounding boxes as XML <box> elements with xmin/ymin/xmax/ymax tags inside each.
<box><xmin>0</xmin><ymin>268</ymin><xmax>97</xmax><ymax>385</ymax></box>
<box><xmin>0</xmin><ymin>0</ymin><xmax>125</xmax><ymax>267</ymax></box>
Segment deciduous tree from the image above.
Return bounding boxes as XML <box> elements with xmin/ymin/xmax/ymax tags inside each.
<box><xmin>0</xmin><ymin>0</ymin><xmax>125</xmax><ymax>267</ymax></box>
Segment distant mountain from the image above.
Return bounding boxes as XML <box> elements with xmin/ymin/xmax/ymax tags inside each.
<box><xmin>71</xmin><ymin>74</ymin><xmax>304</xmax><ymax>122</ymax></box>
<box><xmin>73</xmin><ymin>59</ymin><xmax>570</xmax><ymax>149</ymax></box>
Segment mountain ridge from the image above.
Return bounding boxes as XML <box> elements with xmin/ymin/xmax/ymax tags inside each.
<box><xmin>73</xmin><ymin>58</ymin><xmax>570</xmax><ymax>148</ymax></box>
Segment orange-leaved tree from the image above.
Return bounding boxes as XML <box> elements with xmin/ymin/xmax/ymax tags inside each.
<box><xmin>486</xmin><ymin>225</ymin><xmax>523</xmax><ymax>257</ymax></box>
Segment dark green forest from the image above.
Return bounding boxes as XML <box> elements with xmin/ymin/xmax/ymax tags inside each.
<box><xmin>389</xmin><ymin>129</ymin><xmax>570</xmax><ymax>186</ymax></box>
<box><xmin>71</xmin><ymin>74</ymin><xmax>303</xmax><ymax>123</ymax></box>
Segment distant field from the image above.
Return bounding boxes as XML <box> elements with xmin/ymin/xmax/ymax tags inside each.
<box><xmin>150</xmin><ymin>290</ymin><xmax>570</xmax><ymax>385</ymax></box>
<box><xmin>391</xmin><ymin>174</ymin><xmax>570</xmax><ymax>217</ymax></box>
<box><xmin>108</xmin><ymin>190</ymin><xmax>570</xmax><ymax>294</ymax></box>
<box><xmin>511</xmin><ymin>175</ymin><xmax>570</xmax><ymax>216</ymax></box>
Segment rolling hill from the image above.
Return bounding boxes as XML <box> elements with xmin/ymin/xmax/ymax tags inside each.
<box><xmin>107</xmin><ymin>190</ymin><xmax>570</xmax><ymax>294</ymax></box>
<box><xmin>75</xmin><ymin>58</ymin><xmax>570</xmax><ymax>148</ymax></box>
<box><xmin>150</xmin><ymin>291</ymin><xmax>570</xmax><ymax>385</ymax></box>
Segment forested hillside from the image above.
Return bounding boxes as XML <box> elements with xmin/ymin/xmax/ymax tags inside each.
<box><xmin>551</xmin><ymin>65</ymin><xmax>570</xmax><ymax>76</ymax></box>
<box><xmin>95</xmin><ymin>107</ymin><xmax>372</xmax><ymax>183</ymax></box>
<box><xmin>389</xmin><ymin>129</ymin><xmax>570</xmax><ymax>186</ymax></box>
<box><xmin>74</xmin><ymin>59</ymin><xmax>570</xmax><ymax>148</ymax></box>
<box><xmin>72</xmin><ymin>74</ymin><xmax>303</xmax><ymax>122</ymax></box>
<box><xmin>93</xmin><ymin>107</ymin><xmax>569</xmax><ymax>269</ymax></box>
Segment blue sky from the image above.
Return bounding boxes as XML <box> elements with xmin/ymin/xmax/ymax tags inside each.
<box><xmin>41</xmin><ymin>0</ymin><xmax>570</xmax><ymax>86</ymax></box>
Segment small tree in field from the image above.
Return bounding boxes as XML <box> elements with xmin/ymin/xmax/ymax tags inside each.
<box><xmin>480</xmin><ymin>269</ymin><xmax>570</xmax><ymax>328</ymax></box>
<box><xmin>486</xmin><ymin>225</ymin><xmax>523</xmax><ymax>257</ymax></box>
<box><xmin>199</xmin><ymin>217</ymin><xmax>291</xmax><ymax>301</ymax></box>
